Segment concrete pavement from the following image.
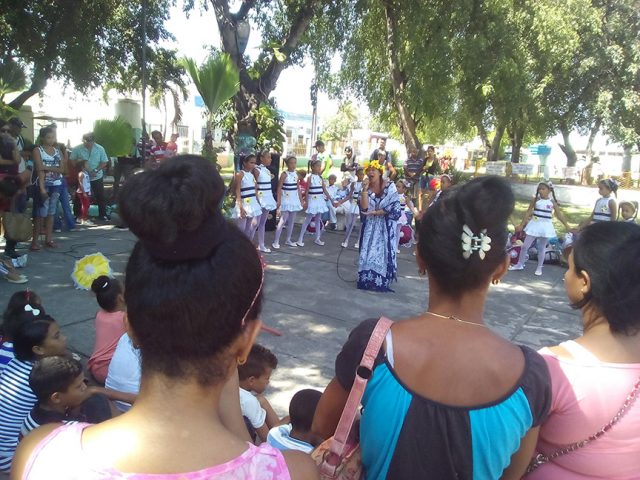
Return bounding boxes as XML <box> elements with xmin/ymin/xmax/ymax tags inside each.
<box><xmin>0</xmin><ymin>220</ymin><xmax>582</xmax><ymax>414</ymax></box>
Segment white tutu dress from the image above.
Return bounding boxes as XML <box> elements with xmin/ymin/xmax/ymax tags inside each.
<box><xmin>280</xmin><ymin>170</ymin><xmax>302</xmax><ymax>212</ymax></box>
<box><xmin>233</xmin><ymin>170</ymin><xmax>262</xmax><ymax>218</ymax></box>
<box><xmin>524</xmin><ymin>198</ymin><xmax>557</xmax><ymax>238</ymax></box>
<box><xmin>348</xmin><ymin>181</ymin><xmax>362</xmax><ymax>215</ymax></box>
<box><xmin>305</xmin><ymin>174</ymin><xmax>329</xmax><ymax>215</ymax></box>
<box><xmin>256</xmin><ymin>165</ymin><xmax>277</xmax><ymax>211</ymax></box>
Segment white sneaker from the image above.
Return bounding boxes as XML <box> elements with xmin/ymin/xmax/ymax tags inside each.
<box><xmin>272</xmin><ymin>243</ymin><xmax>280</xmax><ymax>250</ymax></box>
<box><xmin>341</xmin><ymin>241</ymin><xmax>348</xmax><ymax>248</ymax></box>
<box><xmin>296</xmin><ymin>241</ymin><xmax>304</xmax><ymax>247</ymax></box>
<box><xmin>258</xmin><ymin>246</ymin><xmax>271</xmax><ymax>253</ymax></box>
<box><xmin>83</xmin><ymin>220</ymin><xmax>95</xmax><ymax>226</ymax></box>
<box><xmin>534</xmin><ymin>268</ymin><xmax>543</xmax><ymax>276</ymax></box>
<box><xmin>12</xmin><ymin>254</ymin><xmax>28</xmax><ymax>268</ymax></box>
<box><xmin>314</xmin><ymin>239</ymin><xmax>325</xmax><ymax>246</ymax></box>
<box><xmin>396</xmin><ymin>249</ymin><xmax>400</xmax><ymax>254</ymax></box>
<box><xmin>509</xmin><ymin>264</ymin><xmax>525</xmax><ymax>271</ymax></box>
<box><xmin>285</xmin><ymin>240</ymin><xmax>297</xmax><ymax>247</ymax></box>
<box><xmin>354</xmin><ymin>242</ymin><xmax>359</xmax><ymax>249</ymax></box>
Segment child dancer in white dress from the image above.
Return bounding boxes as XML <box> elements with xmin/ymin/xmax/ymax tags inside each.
<box><xmin>233</xmin><ymin>154</ymin><xmax>262</xmax><ymax>237</ymax></box>
<box><xmin>510</xmin><ymin>181</ymin><xmax>570</xmax><ymax>276</ymax></box>
<box><xmin>272</xmin><ymin>156</ymin><xmax>303</xmax><ymax>249</ymax></box>
<box><xmin>337</xmin><ymin>167</ymin><xmax>364</xmax><ymax>248</ymax></box>
<box><xmin>251</xmin><ymin>150</ymin><xmax>277</xmax><ymax>253</ymax></box>
<box><xmin>395</xmin><ymin>180</ymin><xmax>418</xmax><ymax>253</ymax></box>
<box><xmin>579</xmin><ymin>178</ymin><xmax>619</xmax><ymax>227</ymax></box>
<box><xmin>296</xmin><ymin>160</ymin><xmax>336</xmax><ymax>247</ymax></box>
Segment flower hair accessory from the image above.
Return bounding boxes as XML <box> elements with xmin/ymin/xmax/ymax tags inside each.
<box><xmin>461</xmin><ymin>224</ymin><xmax>492</xmax><ymax>260</ymax></box>
<box><xmin>362</xmin><ymin>160</ymin><xmax>384</xmax><ymax>173</ymax></box>
<box><xmin>24</xmin><ymin>304</ymin><xmax>41</xmax><ymax>316</ymax></box>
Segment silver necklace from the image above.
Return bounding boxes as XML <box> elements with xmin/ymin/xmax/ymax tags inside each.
<box><xmin>426</xmin><ymin>311</ymin><xmax>488</xmax><ymax>328</ymax></box>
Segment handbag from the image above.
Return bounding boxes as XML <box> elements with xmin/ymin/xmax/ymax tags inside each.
<box><xmin>312</xmin><ymin>317</ymin><xmax>393</xmax><ymax>480</ymax></box>
<box><xmin>526</xmin><ymin>375</ymin><xmax>640</xmax><ymax>474</ymax></box>
<box><xmin>2</xmin><ymin>211</ymin><xmax>32</xmax><ymax>242</ymax></box>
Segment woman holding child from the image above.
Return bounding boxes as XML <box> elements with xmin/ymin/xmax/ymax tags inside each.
<box><xmin>314</xmin><ymin>176</ymin><xmax>552</xmax><ymax>479</ymax></box>
<box><xmin>13</xmin><ymin>156</ymin><xmax>316</xmax><ymax>479</ymax></box>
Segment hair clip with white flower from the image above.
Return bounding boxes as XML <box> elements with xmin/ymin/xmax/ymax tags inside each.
<box><xmin>461</xmin><ymin>224</ymin><xmax>492</xmax><ymax>260</ymax></box>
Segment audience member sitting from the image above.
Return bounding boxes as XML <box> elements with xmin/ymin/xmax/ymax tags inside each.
<box><xmin>0</xmin><ymin>313</ymin><xmax>66</xmax><ymax>472</ymax></box>
<box><xmin>313</xmin><ymin>175</ymin><xmax>552</xmax><ymax>479</ymax></box>
<box><xmin>528</xmin><ymin>222</ymin><xmax>640</xmax><ymax>479</ymax></box>
<box><xmin>105</xmin><ymin>332</ymin><xmax>141</xmax><ymax>412</ymax></box>
<box><xmin>21</xmin><ymin>355</ymin><xmax>111</xmax><ymax>438</ymax></box>
<box><xmin>13</xmin><ymin>155</ymin><xmax>317</xmax><ymax>479</ymax></box>
<box><xmin>1</xmin><ymin>292</ymin><xmax>44</xmax><ymax>375</ymax></box>
<box><xmin>238</xmin><ymin>343</ymin><xmax>282</xmax><ymax>442</ymax></box>
<box><xmin>268</xmin><ymin>389</ymin><xmax>322</xmax><ymax>454</ymax></box>
<box><xmin>87</xmin><ymin>275</ymin><xmax>126</xmax><ymax>384</ymax></box>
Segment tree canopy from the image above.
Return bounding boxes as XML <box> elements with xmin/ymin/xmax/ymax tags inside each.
<box><xmin>1</xmin><ymin>0</ymin><xmax>178</xmax><ymax>110</ymax></box>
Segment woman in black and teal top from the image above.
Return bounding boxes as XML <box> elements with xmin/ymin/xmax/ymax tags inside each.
<box><xmin>313</xmin><ymin>176</ymin><xmax>552</xmax><ymax>480</ymax></box>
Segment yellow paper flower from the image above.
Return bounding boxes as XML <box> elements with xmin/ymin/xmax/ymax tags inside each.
<box><xmin>362</xmin><ymin>160</ymin><xmax>384</xmax><ymax>173</ymax></box>
<box><xmin>71</xmin><ymin>253</ymin><xmax>112</xmax><ymax>290</ymax></box>
<box><xmin>244</xmin><ymin>198</ymin><xmax>251</xmax><ymax>204</ymax></box>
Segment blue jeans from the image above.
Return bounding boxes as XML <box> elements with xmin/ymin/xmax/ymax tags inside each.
<box><xmin>53</xmin><ymin>179</ymin><xmax>75</xmax><ymax>230</ymax></box>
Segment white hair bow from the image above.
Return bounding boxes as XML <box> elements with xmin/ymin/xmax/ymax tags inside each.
<box><xmin>24</xmin><ymin>304</ymin><xmax>41</xmax><ymax>316</ymax></box>
<box><xmin>461</xmin><ymin>224</ymin><xmax>492</xmax><ymax>260</ymax></box>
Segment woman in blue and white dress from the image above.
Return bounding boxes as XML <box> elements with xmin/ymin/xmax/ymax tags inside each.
<box><xmin>338</xmin><ymin>167</ymin><xmax>364</xmax><ymax>248</ymax></box>
<box><xmin>357</xmin><ymin>160</ymin><xmax>402</xmax><ymax>291</ymax></box>
<box><xmin>510</xmin><ymin>181</ymin><xmax>571</xmax><ymax>276</ymax></box>
<box><xmin>273</xmin><ymin>155</ymin><xmax>303</xmax><ymax>249</ymax></box>
<box><xmin>251</xmin><ymin>150</ymin><xmax>278</xmax><ymax>253</ymax></box>
<box><xmin>296</xmin><ymin>160</ymin><xmax>336</xmax><ymax>247</ymax></box>
<box><xmin>233</xmin><ymin>154</ymin><xmax>262</xmax><ymax>237</ymax></box>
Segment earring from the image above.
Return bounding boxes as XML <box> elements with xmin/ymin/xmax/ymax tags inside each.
<box><xmin>491</xmin><ymin>279</ymin><xmax>500</xmax><ymax>285</ymax></box>
<box><xmin>237</xmin><ymin>357</ymin><xmax>247</xmax><ymax>366</ymax></box>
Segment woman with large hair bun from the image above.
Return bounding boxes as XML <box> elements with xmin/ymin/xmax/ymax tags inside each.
<box><xmin>13</xmin><ymin>155</ymin><xmax>317</xmax><ymax>479</ymax></box>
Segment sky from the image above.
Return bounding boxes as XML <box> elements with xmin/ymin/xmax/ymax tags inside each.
<box><xmin>166</xmin><ymin>1</ymin><xmax>341</xmax><ymax>119</ymax></box>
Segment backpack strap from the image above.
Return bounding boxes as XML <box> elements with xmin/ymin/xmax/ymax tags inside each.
<box><xmin>329</xmin><ymin>316</ymin><xmax>393</xmax><ymax>459</ymax></box>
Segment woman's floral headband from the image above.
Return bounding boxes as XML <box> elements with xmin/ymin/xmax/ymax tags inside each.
<box><xmin>362</xmin><ymin>159</ymin><xmax>384</xmax><ymax>173</ymax></box>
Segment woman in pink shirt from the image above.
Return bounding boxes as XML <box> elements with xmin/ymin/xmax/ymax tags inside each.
<box><xmin>13</xmin><ymin>156</ymin><xmax>317</xmax><ymax>479</ymax></box>
<box><xmin>528</xmin><ymin>222</ymin><xmax>640</xmax><ymax>479</ymax></box>
<box><xmin>87</xmin><ymin>275</ymin><xmax>126</xmax><ymax>383</ymax></box>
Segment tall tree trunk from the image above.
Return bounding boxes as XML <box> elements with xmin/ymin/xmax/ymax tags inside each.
<box><xmin>476</xmin><ymin>121</ymin><xmax>490</xmax><ymax>160</ymax></box>
<box><xmin>382</xmin><ymin>0</ymin><xmax>421</xmax><ymax>152</ymax></box>
<box><xmin>508</xmin><ymin>124</ymin><xmax>526</xmax><ymax>163</ymax></box>
<box><xmin>622</xmin><ymin>144</ymin><xmax>633</xmax><ymax>172</ymax></box>
<box><xmin>489</xmin><ymin>124</ymin><xmax>505</xmax><ymax>162</ymax></box>
<box><xmin>558</xmin><ymin>122</ymin><xmax>577</xmax><ymax>167</ymax></box>
<box><xmin>210</xmin><ymin>0</ymin><xmax>321</xmax><ymax>147</ymax></box>
<box><xmin>585</xmin><ymin>117</ymin><xmax>601</xmax><ymax>162</ymax></box>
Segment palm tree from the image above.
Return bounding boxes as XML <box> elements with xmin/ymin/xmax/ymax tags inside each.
<box><xmin>181</xmin><ymin>53</ymin><xmax>239</xmax><ymax>165</ymax></box>
<box><xmin>0</xmin><ymin>59</ymin><xmax>27</xmax><ymax>118</ymax></box>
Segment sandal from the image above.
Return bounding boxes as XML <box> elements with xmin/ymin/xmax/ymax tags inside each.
<box><xmin>29</xmin><ymin>244</ymin><xmax>42</xmax><ymax>251</ymax></box>
<box><xmin>45</xmin><ymin>241</ymin><xmax>58</xmax><ymax>249</ymax></box>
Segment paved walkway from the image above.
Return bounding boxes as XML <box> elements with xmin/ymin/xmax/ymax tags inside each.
<box><xmin>0</xmin><ymin>221</ymin><xmax>582</xmax><ymax>414</ymax></box>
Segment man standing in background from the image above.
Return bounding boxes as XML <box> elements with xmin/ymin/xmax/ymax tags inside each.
<box><xmin>70</xmin><ymin>133</ymin><xmax>109</xmax><ymax>221</ymax></box>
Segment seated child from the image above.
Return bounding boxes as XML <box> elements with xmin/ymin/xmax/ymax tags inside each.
<box><xmin>267</xmin><ymin>388</ymin><xmax>322</xmax><ymax>454</ymax></box>
<box><xmin>87</xmin><ymin>275</ymin><xmax>126</xmax><ymax>384</ymax></box>
<box><xmin>1</xmin><ymin>291</ymin><xmax>44</xmax><ymax>375</ymax></box>
<box><xmin>0</xmin><ymin>313</ymin><xmax>66</xmax><ymax>472</ymax></box>
<box><xmin>238</xmin><ymin>343</ymin><xmax>281</xmax><ymax>442</ymax></box>
<box><xmin>105</xmin><ymin>332</ymin><xmax>141</xmax><ymax>412</ymax></box>
<box><xmin>21</xmin><ymin>355</ymin><xmax>111</xmax><ymax>437</ymax></box>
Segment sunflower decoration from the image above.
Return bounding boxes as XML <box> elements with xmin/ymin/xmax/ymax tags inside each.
<box><xmin>71</xmin><ymin>253</ymin><xmax>112</xmax><ymax>290</ymax></box>
<box><xmin>362</xmin><ymin>159</ymin><xmax>385</xmax><ymax>173</ymax></box>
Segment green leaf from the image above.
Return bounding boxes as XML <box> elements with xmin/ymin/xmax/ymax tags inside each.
<box><xmin>180</xmin><ymin>53</ymin><xmax>240</xmax><ymax>117</ymax></box>
<box><xmin>93</xmin><ymin>117</ymin><xmax>135</xmax><ymax>158</ymax></box>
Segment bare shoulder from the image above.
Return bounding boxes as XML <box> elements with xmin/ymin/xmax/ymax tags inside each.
<box><xmin>282</xmin><ymin>450</ymin><xmax>319</xmax><ymax>480</ymax></box>
<box><xmin>11</xmin><ymin>423</ymin><xmax>61</xmax><ymax>479</ymax></box>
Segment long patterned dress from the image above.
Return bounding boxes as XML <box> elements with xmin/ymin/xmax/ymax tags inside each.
<box><xmin>357</xmin><ymin>182</ymin><xmax>402</xmax><ymax>292</ymax></box>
